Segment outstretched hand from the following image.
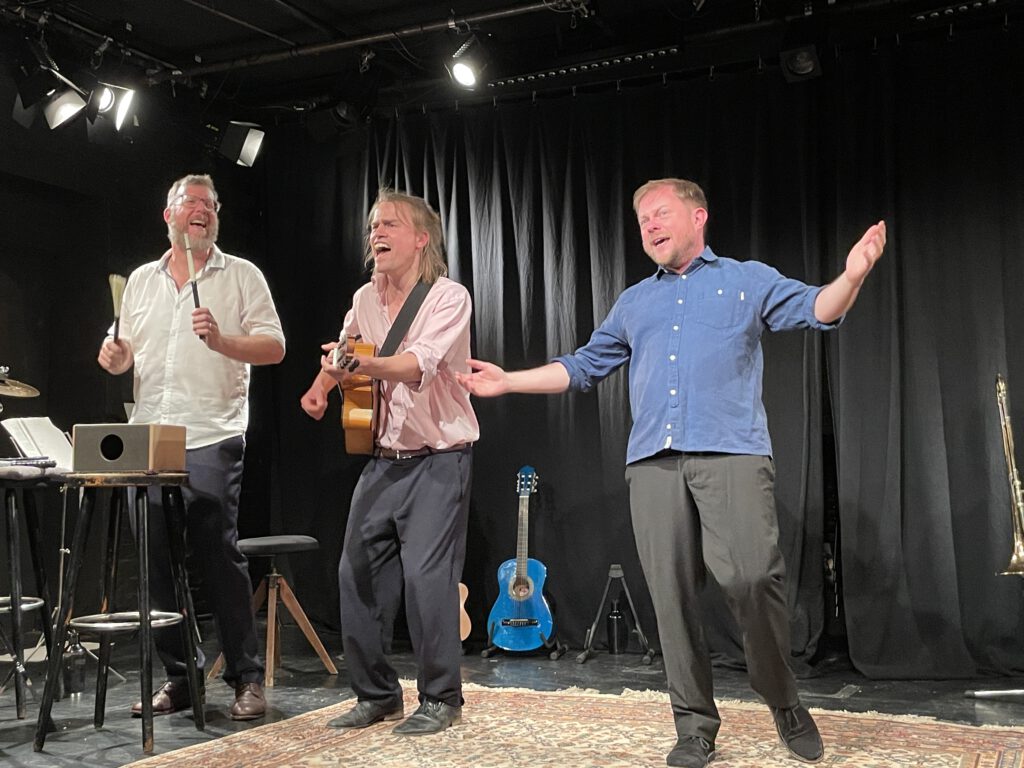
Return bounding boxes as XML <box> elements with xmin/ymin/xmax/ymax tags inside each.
<box><xmin>455</xmin><ymin>358</ymin><xmax>510</xmax><ymax>398</ymax></box>
<box><xmin>845</xmin><ymin>220</ymin><xmax>887</xmax><ymax>285</ymax></box>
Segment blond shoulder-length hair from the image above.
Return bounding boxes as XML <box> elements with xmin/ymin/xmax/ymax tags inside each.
<box><xmin>364</xmin><ymin>189</ymin><xmax>448</xmax><ymax>284</ymax></box>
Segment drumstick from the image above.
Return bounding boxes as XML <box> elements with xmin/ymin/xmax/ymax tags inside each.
<box><xmin>183</xmin><ymin>232</ymin><xmax>205</xmax><ymax>341</ymax></box>
<box><xmin>183</xmin><ymin>232</ymin><xmax>201</xmax><ymax>309</ymax></box>
<box><xmin>108</xmin><ymin>273</ymin><xmax>126</xmax><ymax>341</ymax></box>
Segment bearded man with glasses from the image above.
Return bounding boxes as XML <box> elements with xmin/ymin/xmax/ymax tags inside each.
<box><xmin>97</xmin><ymin>173</ymin><xmax>285</xmax><ymax>722</ymax></box>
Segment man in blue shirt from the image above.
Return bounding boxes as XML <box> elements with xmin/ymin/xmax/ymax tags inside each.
<box><xmin>457</xmin><ymin>178</ymin><xmax>886</xmax><ymax>767</ymax></box>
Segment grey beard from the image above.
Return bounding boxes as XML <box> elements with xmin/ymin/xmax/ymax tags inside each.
<box><xmin>169</xmin><ymin>222</ymin><xmax>218</xmax><ymax>252</ymax></box>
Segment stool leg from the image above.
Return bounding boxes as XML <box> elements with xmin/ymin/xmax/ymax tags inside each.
<box><xmin>94</xmin><ymin>487</ymin><xmax>126</xmax><ymax>729</ymax></box>
<box><xmin>133</xmin><ymin>488</ymin><xmax>155</xmax><ymax>754</ymax></box>
<box><xmin>6</xmin><ymin>488</ymin><xmax>26</xmax><ymax>718</ymax></box>
<box><xmin>266</xmin><ymin>572</ymin><xmax>280</xmax><ymax>687</ymax></box>
<box><xmin>163</xmin><ymin>486</ymin><xmax>205</xmax><ymax>731</ymax></box>
<box><xmin>277</xmin><ymin>576</ymin><xmax>339</xmax><ymax>675</ymax></box>
<box><xmin>34</xmin><ymin>487</ymin><xmax>96</xmax><ymax>752</ymax></box>
<box><xmin>22</xmin><ymin>489</ymin><xmax>54</xmax><ymax>656</ymax></box>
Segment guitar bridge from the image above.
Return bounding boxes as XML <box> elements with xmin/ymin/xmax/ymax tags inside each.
<box><xmin>500</xmin><ymin>618</ymin><xmax>540</xmax><ymax>627</ymax></box>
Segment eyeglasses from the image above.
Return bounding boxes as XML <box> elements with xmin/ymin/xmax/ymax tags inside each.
<box><xmin>173</xmin><ymin>194</ymin><xmax>221</xmax><ymax>213</ymax></box>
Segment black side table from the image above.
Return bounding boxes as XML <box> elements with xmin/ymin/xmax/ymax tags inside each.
<box><xmin>33</xmin><ymin>472</ymin><xmax>204</xmax><ymax>755</ymax></box>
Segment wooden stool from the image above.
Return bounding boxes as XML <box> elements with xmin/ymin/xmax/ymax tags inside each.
<box><xmin>0</xmin><ymin>466</ymin><xmax>60</xmax><ymax>719</ymax></box>
<box><xmin>207</xmin><ymin>535</ymin><xmax>337</xmax><ymax>687</ymax></box>
<box><xmin>33</xmin><ymin>472</ymin><xmax>204</xmax><ymax>755</ymax></box>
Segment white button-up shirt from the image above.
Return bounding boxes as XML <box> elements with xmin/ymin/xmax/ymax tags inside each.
<box><xmin>115</xmin><ymin>246</ymin><xmax>285</xmax><ymax>449</ymax></box>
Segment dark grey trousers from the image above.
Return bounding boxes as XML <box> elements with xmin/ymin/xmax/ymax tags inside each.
<box><xmin>144</xmin><ymin>435</ymin><xmax>263</xmax><ymax>686</ymax></box>
<box><xmin>624</xmin><ymin>452</ymin><xmax>799</xmax><ymax>744</ymax></box>
<box><xmin>338</xmin><ymin>447</ymin><xmax>472</xmax><ymax>708</ymax></box>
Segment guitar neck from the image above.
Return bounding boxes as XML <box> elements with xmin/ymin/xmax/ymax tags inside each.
<box><xmin>515</xmin><ymin>494</ymin><xmax>530</xmax><ymax>575</ymax></box>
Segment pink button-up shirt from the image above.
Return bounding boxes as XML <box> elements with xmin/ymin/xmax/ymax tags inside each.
<box><xmin>343</xmin><ymin>275</ymin><xmax>479</xmax><ymax>451</ymax></box>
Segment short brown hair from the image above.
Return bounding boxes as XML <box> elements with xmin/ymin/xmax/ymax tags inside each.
<box><xmin>632</xmin><ymin>178</ymin><xmax>707</xmax><ymax>213</ymax></box>
<box><xmin>365</xmin><ymin>190</ymin><xmax>448</xmax><ymax>284</ymax></box>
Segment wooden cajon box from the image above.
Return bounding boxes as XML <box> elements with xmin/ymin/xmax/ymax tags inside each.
<box><xmin>72</xmin><ymin>424</ymin><xmax>186</xmax><ymax>473</ymax></box>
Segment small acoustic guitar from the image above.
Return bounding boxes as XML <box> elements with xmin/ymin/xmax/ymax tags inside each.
<box><xmin>486</xmin><ymin>466</ymin><xmax>554</xmax><ymax>651</ymax></box>
<box><xmin>332</xmin><ymin>330</ymin><xmax>377</xmax><ymax>455</ymax></box>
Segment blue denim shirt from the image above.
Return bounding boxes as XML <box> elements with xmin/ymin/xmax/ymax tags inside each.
<box><xmin>554</xmin><ymin>247</ymin><xmax>840</xmax><ymax>464</ymax></box>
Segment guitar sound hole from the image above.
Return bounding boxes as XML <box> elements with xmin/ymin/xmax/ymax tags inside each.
<box><xmin>512</xmin><ymin>579</ymin><xmax>531</xmax><ymax>599</ymax></box>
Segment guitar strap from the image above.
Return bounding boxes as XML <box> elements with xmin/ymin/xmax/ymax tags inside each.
<box><xmin>379</xmin><ymin>280</ymin><xmax>432</xmax><ymax>358</ymax></box>
<box><xmin>370</xmin><ymin>280</ymin><xmax>432</xmax><ymax>446</ymax></box>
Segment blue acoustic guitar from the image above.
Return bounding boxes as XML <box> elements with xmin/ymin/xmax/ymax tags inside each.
<box><xmin>486</xmin><ymin>465</ymin><xmax>555</xmax><ymax>651</ymax></box>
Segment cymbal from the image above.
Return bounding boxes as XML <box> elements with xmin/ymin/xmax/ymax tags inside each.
<box><xmin>0</xmin><ymin>378</ymin><xmax>40</xmax><ymax>398</ymax></box>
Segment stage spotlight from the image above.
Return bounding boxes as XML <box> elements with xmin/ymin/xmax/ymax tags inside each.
<box><xmin>779</xmin><ymin>45</ymin><xmax>822</xmax><ymax>82</ymax></box>
<box><xmin>86</xmin><ymin>85</ymin><xmax>115</xmax><ymax>122</ymax></box>
<box><xmin>447</xmin><ymin>35</ymin><xmax>489</xmax><ymax>89</ymax></box>
<box><xmin>218</xmin><ymin>121</ymin><xmax>265</xmax><ymax>167</ymax></box>
<box><xmin>16</xmin><ymin>68</ymin><xmax>59</xmax><ymax>108</ymax></box>
<box><xmin>78</xmin><ymin>71</ymin><xmax>135</xmax><ymax>136</ymax></box>
<box><xmin>42</xmin><ymin>89</ymin><xmax>87</xmax><ymax>129</ymax></box>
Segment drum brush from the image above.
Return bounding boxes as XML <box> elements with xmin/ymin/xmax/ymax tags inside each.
<box><xmin>108</xmin><ymin>273</ymin><xmax>127</xmax><ymax>341</ymax></box>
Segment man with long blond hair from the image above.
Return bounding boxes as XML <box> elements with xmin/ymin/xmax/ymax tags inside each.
<box><xmin>301</xmin><ymin>189</ymin><xmax>478</xmax><ymax>735</ymax></box>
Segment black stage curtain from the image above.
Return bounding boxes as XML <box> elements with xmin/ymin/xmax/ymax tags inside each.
<box><xmin>261</xmin><ymin>22</ymin><xmax>1024</xmax><ymax>678</ymax></box>
<box><xmin>827</xmin><ymin>35</ymin><xmax>1024</xmax><ymax>677</ymax></box>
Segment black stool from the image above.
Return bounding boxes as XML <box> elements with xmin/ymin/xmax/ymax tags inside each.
<box><xmin>207</xmin><ymin>535</ymin><xmax>337</xmax><ymax>686</ymax></box>
<box><xmin>0</xmin><ymin>466</ymin><xmax>60</xmax><ymax>719</ymax></box>
<box><xmin>33</xmin><ymin>472</ymin><xmax>204</xmax><ymax>755</ymax></box>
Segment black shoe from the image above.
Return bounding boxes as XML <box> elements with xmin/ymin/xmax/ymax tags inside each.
<box><xmin>771</xmin><ymin>704</ymin><xmax>824</xmax><ymax>763</ymax></box>
<box><xmin>666</xmin><ymin>736</ymin><xmax>716</xmax><ymax>767</ymax></box>
<box><xmin>391</xmin><ymin>699</ymin><xmax>461</xmax><ymax>736</ymax></box>
<box><xmin>326</xmin><ymin>698</ymin><xmax>404</xmax><ymax>729</ymax></box>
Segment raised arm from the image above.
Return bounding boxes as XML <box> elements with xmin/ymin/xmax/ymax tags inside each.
<box><xmin>814</xmin><ymin>220</ymin><xmax>887</xmax><ymax>323</ymax></box>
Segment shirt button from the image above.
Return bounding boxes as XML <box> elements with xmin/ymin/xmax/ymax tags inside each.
<box><xmin>677</xmin><ymin>299</ymin><xmax>683</xmax><ymax>304</ymax></box>
<box><xmin>673</xmin><ymin>325</ymin><xmax>679</xmax><ymax>331</ymax></box>
<box><xmin>669</xmin><ymin>355</ymin><xmax>676</xmax><ymax>361</ymax></box>
<box><xmin>670</xmin><ymin>389</ymin><xmax>676</xmax><ymax>395</ymax></box>
<box><xmin>682</xmin><ymin>275</ymin><xmax>687</xmax><ymax>280</ymax></box>
<box><xmin>717</xmin><ymin>288</ymin><xmax>723</xmax><ymax>295</ymax></box>
<box><xmin>666</xmin><ymin>424</ymin><xmax>672</xmax><ymax>430</ymax></box>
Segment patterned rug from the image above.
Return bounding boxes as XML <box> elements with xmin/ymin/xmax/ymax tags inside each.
<box><xmin>126</xmin><ymin>682</ymin><xmax>1024</xmax><ymax>767</ymax></box>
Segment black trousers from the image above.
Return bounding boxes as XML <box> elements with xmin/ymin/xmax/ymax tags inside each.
<box><xmin>625</xmin><ymin>452</ymin><xmax>799</xmax><ymax>744</ymax></box>
<box><xmin>338</xmin><ymin>447</ymin><xmax>472</xmax><ymax>708</ymax></box>
<box><xmin>144</xmin><ymin>435</ymin><xmax>263</xmax><ymax>686</ymax></box>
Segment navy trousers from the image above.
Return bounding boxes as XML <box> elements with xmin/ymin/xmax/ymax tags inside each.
<box><xmin>144</xmin><ymin>435</ymin><xmax>263</xmax><ymax>686</ymax></box>
<box><xmin>338</xmin><ymin>447</ymin><xmax>472</xmax><ymax>708</ymax></box>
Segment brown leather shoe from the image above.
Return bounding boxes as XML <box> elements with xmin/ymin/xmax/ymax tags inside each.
<box><xmin>229</xmin><ymin>681</ymin><xmax>266</xmax><ymax>721</ymax></box>
<box><xmin>131</xmin><ymin>680</ymin><xmax>191</xmax><ymax>717</ymax></box>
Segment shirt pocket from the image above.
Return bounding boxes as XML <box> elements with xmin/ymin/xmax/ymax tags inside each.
<box><xmin>691</xmin><ymin>289</ymin><xmax>747</xmax><ymax>329</ymax></box>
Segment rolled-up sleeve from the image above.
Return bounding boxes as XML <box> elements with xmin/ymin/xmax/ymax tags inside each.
<box><xmin>240</xmin><ymin>265</ymin><xmax>286</xmax><ymax>352</ymax></box>
<box><xmin>403</xmin><ymin>283</ymin><xmax>472</xmax><ymax>393</ymax></box>
<box><xmin>555</xmin><ymin>295</ymin><xmax>631</xmax><ymax>393</ymax></box>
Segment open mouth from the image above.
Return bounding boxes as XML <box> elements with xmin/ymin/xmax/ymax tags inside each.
<box><xmin>373</xmin><ymin>242</ymin><xmax>392</xmax><ymax>253</ymax></box>
<box><xmin>652</xmin><ymin>236</ymin><xmax>669</xmax><ymax>247</ymax></box>
<box><xmin>188</xmin><ymin>218</ymin><xmax>208</xmax><ymax>232</ymax></box>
